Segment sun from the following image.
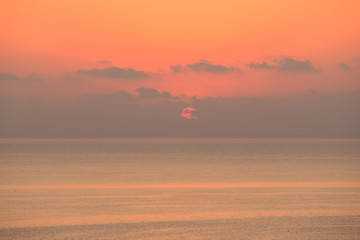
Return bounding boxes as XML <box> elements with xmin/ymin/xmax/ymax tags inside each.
<box><xmin>181</xmin><ymin>107</ymin><xmax>198</xmax><ymax>119</ymax></box>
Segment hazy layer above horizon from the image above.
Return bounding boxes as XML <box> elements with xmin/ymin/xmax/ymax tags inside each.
<box><xmin>1</xmin><ymin>91</ymin><xmax>359</xmax><ymax>138</ymax></box>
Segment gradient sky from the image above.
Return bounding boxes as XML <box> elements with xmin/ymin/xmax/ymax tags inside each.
<box><xmin>0</xmin><ymin>0</ymin><xmax>359</xmax><ymax>137</ymax></box>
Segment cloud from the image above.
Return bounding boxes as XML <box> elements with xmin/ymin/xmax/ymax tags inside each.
<box><xmin>188</xmin><ymin>59</ymin><xmax>235</xmax><ymax>73</ymax></box>
<box><xmin>171</xmin><ymin>60</ymin><xmax>240</xmax><ymax>73</ymax></box>
<box><xmin>247</xmin><ymin>62</ymin><xmax>274</xmax><ymax>70</ymax></box>
<box><xmin>81</xmin><ymin>87</ymin><xmax>172</xmax><ymax>104</ymax></box>
<box><xmin>77</xmin><ymin>67</ymin><xmax>149</xmax><ymax>79</ymax></box>
<box><xmin>0</xmin><ymin>73</ymin><xmax>19</xmax><ymax>80</ymax></box>
<box><xmin>23</xmin><ymin>74</ymin><xmax>42</xmax><ymax>82</ymax></box>
<box><xmin>81</xmin><ymin>90</ymin><xmax>134</xmax><ymax>102</ymax></box>
<box><xmin>277</xmin><ymin>58</ymin><xmax>319</xmax><ymax>72</ymax></box>
<box><xmin>338</xmin><ymin>63</ymin><xmax>349</xmax><ymax>70</ymax></box>
<box><xmin>136</xmin><ymin>87</ymin><xmax>172</xmax><ymax>99</ymax></box>
<box><xmin>170</xmin><ymin>65</ymin><xmax>184</xmax><ymax>73</ymax></box>
<box><xmin>246</xmin><ymin>57</ymin><xmax>319</xmax><ymax>73</ymax></box>
<box><xmin>97</xmin><ymin>60</ymin><xmax>112</xmax><ymax>64</ymax></box>
<box><xmin>0</xmin><ymin>72</ymin><xmax>42</xmax><ymax>81</ymax></box>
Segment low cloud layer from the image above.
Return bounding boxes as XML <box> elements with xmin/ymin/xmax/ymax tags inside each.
<box><xmin>247</xmin><ymin>62</ymin><xmax>274</xmax><ymax>70</ymax></box>
<box><xmin>81</xmin><ymin>90</ymin><xmax>134</xmax><ymax>103</ymax></box>
<box><xmin>136</xmin><ymin>87</ymin><xmax>171</xmax><ymax>99</ymax></box>
<box><xmin>170</xmin><ymin>65</ymin><xmax>184</xmax><ymax>73</ymax></box>
<box><xmin>171</xmin><ymin>60</ymin><xmax>240</xmax><ymax>73</ymax></box>
<box><xmin>1</xmin><ymin>90</ymin><xmax>359</xmax><ymax>138</ymax></box>
<box><xmin>247</xmin><ymin>57</ymin><xmax>319</xmax><ymax>72</ymax></box>
<box><xmin>339</xmin><ymin>63</ymin><xmax>349</xmax><ymax>70</ymax></box>
<box><xmin>0</xmin><ymin>73</ymin><xmax>19</xmax><ymax>80</ymax></box>
<box><xmin>188</xmin><ymin>60</ymin><xmax>234</xmax><ymax>73</ymax></box>
<box><xmin>0</xmin><ymin>72</ymin><xmax>42</xmax><ymax>81</ymax></box>
<box><xmin>82</xmin><ymin>88</ymin><xmax>172</xmax><ymax>103</ymax></box>
<box><xmin>77</xmin><ymin>67</ymin><xmax>149</xmax><ymax>79</ymax></box>
<box><xmin>278</xmin><ymin>58</ymin><xmax>318</xmax><ymax>72</ymax></box>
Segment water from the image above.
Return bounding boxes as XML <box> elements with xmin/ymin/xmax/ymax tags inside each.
<box><xmin>0</xmin><ymin>138</ymin><xmax>359</xmax><ymax>239</ymax></box>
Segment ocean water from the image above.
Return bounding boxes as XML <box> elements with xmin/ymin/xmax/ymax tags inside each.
<box><xmin>0</xmin><ymin>138</ymin><xmax>359</xmax><ymax>239</ymax></box>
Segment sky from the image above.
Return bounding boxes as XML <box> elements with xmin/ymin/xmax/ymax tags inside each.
<box><xmin>0</xmin><ymin>0</ymin><xmax>359</xmax><ymax>137</ymax></box>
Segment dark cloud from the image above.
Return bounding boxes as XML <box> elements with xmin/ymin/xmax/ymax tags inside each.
<box><xmin>338</xmin><ymin>63</ymin><xmax>349</xmax><ymax>70</ymax></box>
<box><xmin>170</xmin><ymin>65</ymin><xmax>184</xmax><ymax>73</ymax></box>
<box><xmin>0</xmin><ymin>73</ymin><xmax>20</xmax><ymax>80</ymax></box>
<box><xmin>247</xmin><ymin>62</ymin><xmax>274</xmax><ymax>70</ymax></box>
<box><xmin>188</xmin><ymin>59</ymin><xmax>235</xmax><ymax>73</ymax></box>
<box><xmin>23</xmin><ymin>74</ymin><xmax>42</xmax><ymax>82</ymax></box>
<box><xmin>77</xmin><ymin>67</ymin><xmax>149</xmax><ymax>79</ymax></box>
<box><xmin>246</xmin><ymin>57</ymin><xmax>319</xmax><ymax>73</ymax></box>
<box><xmin>81</xmin><ymin>88</ymin><xmax>172</xmax><ymax>103</ymax></box>
<box><xmin>97</xmin><ymin>60</ymin><xmax>112</xmax><ymax>64</ymax></box>
<box><xmin>0</xmin><ymin>72</ymin><xmax>42</xmax><ymax>81</ymax></box>
<box><xmin>81</xmin><ymin>91</ymin><xmax>134</xmax><ymax>102</ymax></box>
<box><xmin>136</xmin><ymin>87</ymin><xmax>172</xmax><ymax>99</ymax></box>
<box><xmin>171</xmin><ymin>60</ymin><xmax>240</xmax><ymax>73</ymax></box>
<box><xmin>278</xmin><ymin>58</ymin><xmax>318</xmax><ymax>72</ymax></box>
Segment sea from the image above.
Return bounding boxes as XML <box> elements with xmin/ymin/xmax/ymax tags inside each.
<box><xmin>0</xmin><ymin>138</ymin><xmax>359</xmax><ymax>239</ymax></box>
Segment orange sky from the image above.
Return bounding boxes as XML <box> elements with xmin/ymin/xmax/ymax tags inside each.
<box><xmin>0</xmin><ymin>0</ymin><xmax>359</xmax><ymax>99</ymax></box>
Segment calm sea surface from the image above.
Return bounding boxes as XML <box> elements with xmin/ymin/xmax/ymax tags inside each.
<box><xmin>0</xmin><ymin>138</ymin><xmax>359</xmax><ymax>239</ymax></box>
